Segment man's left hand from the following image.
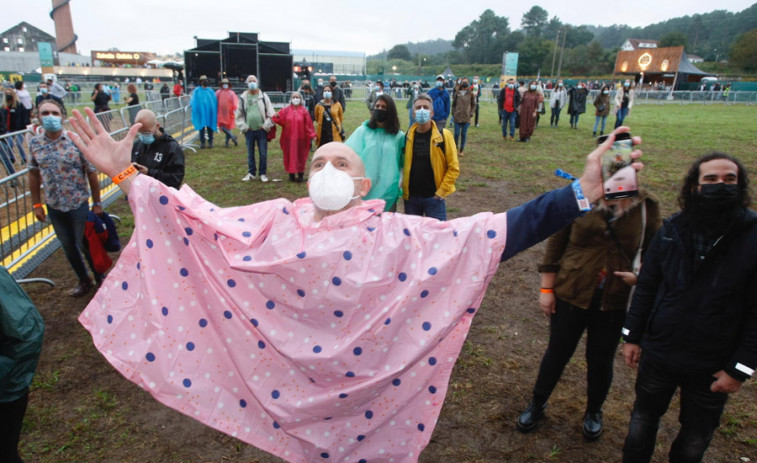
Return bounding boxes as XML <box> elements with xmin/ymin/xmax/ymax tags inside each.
<box><xmin>92</xmin><ymin>204</ymin><xmax>103</xmax><ymax>216</ymax></box>
<box><xmin>711</xmin><ymin>370</ymin><xmax>743</xmax><ymax>394</ymax></box>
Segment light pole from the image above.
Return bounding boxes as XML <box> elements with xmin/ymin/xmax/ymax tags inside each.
<box><xmin>550</xmin><ymin>28</ymin><xmax>560</xmax><ymax>78</ymax></box>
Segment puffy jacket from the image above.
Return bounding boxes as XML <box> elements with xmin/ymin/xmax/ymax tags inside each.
<box><xmin>540</xmin><ymin>190</ymin><xmax>661</xmax><ymax>311</ymax></box>
<box><xmin>402</xmin><ymin>124</ymin><xmax>459</xmax><ymax>200</ymax></box>
<box><xmin>0</xmin><ymin>266</ymin><xmax>44</xmax><ymax>403</ymax></box>
<box><xmin>623</xmin><ymin>209</ymin><xmax>757</xmax><ymax>382</ymax></box>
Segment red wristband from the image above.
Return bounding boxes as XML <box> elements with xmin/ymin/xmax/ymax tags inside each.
<box><xmin>540</xmin><ymin>288</ymin><xmax>554</xmax><ymax>294</ymax></box>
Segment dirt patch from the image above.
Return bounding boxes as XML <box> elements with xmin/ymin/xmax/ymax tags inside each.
<box><xmin>19</xmin><ymin>173</ymin><xmax>757</xmax><ymax>463</ymax></box>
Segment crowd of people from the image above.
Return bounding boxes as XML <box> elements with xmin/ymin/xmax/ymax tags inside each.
<box><xmin>0</xmin><ymin>70</ymin><xmax>754</xmax><ymax>463</ymax></box>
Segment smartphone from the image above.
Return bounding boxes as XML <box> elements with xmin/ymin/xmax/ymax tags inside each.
<box><xmin>597</xmin><ymin>133</ymin><xmax>638</xmax><ymax>200</ymax></box>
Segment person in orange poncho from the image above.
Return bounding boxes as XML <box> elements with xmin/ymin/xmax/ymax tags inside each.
<box><xmin>273</xmin><ymin>92</ymin><xmax>316</xmax><ymax>182</ymax></box>
<box><xmin>216</xmin><ymin>78</ymin><xmax>239</xmax><ymax>148</ymax></box>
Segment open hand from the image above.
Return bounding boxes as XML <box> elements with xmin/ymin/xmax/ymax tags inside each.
<box><xmin>68</xmin><ymin>107</ymin><xmax>140</xmax><ymax>177</ymax></box>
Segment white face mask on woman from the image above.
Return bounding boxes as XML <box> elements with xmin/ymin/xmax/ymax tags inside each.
<box><xmin>308</xmin><ymin>161</ymin><xmax>364</xmax><ymax>211</ymax></box>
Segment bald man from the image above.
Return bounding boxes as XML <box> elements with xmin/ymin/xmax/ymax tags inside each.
<box><xmin>131</xmin><ymin>109</ymin><xmax>185</xmax><ymax>189</ymax></box>
<box><xmin>69</xmin><ymin>106</ymin><xmax>642</xmax><ymax>463</ymax></box>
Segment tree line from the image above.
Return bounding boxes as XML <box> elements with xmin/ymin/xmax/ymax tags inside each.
<box><xmin>370</xmin><ymin>4</ymin><xmax>757</xmax><ymax>76</ymax></box>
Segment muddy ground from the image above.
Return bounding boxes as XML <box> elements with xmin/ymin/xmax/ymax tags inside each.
<box><xmin>19</xmin><ymin>172</ymin><xmax>757</xmax><ymax>463</ymax></box>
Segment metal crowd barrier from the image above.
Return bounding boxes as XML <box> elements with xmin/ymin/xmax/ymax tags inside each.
<box><xmin>1</xmin><ymin>95</ymin><xmax>196</xmax><ymax>282</ymax></box>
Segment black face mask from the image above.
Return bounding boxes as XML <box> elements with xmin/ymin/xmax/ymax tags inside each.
<box><xmin>330</xmin><ymin>81</ymin><xmax>337</xmax><ymax>87</ymax></box>
<box><xmin>688</xmin><ymin>183</ymin><xmax>741</xmax><ymax>235</ymax></box>
<box><xmin>373</xmin><ymin>108</ymin><xmax>388</xmax><ymax>123</ymax></box>
<box><xmin>461</xmin><ymin>82</ymin><xmax>469</xmax><ymax>89</ymax></box>
<box><xmin>302</xmin><ymin>84</ymin><xmax>310</xmax><ymax>89</ymax></box>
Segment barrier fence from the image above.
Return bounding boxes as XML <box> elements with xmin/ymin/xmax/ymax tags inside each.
<box><xmin>1</xmin><ymin>96</ymin><xmax>196</xmax><ymax>283</ymax></box>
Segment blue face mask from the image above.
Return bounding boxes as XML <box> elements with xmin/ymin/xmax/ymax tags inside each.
<box><xmin>138</xmin><ymin>132</ymin><xmax>155</xmax><ymax>145</ymax></box>
<box><xmin>414</xmin><ymin>108</ymin><xmax>431</xmax><ymax>124</ymax></box>
<box><xmin>435</xmin><ymin>81</ymin><xmax>443</xmax><ymax>88</ymax></box>
<box><xmin>42</xmin><ymin>115</ymin><xmax>62</xmax><ymax>132</ymax></box>
<box><xmin>602</xmin><ymin>90</ymin><xmax>609</xmax><ymax>95</ymax></box>
<box><xmin>248</xmin><ymin>82</ymin><xmax>258</xmax><ymax>90</ymax></box>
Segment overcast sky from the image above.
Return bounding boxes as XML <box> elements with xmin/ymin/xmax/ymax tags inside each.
<box><xmin>3</xmin><ymin>0</ymin><xmax>755</xmax><ymax>56</ymax></box>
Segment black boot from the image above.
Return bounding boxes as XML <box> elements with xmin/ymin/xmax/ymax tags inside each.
<box><xmin>517</xmin><ymin>400</ymin><xmax>546</xmax><ymax>433</ymax></box>
<box><xmin>289</xmin><ymin>173</ymin><xmax>296</xmax><ymax>182</ymax></box>
<box><xmin>582</xmin><ymin>410</ymin><xmax>603</xmax><ymax>441</ymax></box>
<box><xmin>297</xmin><ymin>172</ymin><xmax>304</xmax><ymax>182</ymax></box>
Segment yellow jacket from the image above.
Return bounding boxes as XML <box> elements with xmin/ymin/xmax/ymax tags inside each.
<box><xmin>314</xmin><ymin>100</ymin><xmax>344</xmax><ymax>146</ymax></box>
<box><xmin>402</xmin><ymin>124</ymin><xmax>460</xmax><ymax>200</ymax></box>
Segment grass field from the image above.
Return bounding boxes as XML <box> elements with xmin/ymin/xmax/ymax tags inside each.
<box><xmin>177</xmin><ymin>101</ymin><xmax>757</xmax><ymax>213</ymax></box>
<box><xmin>18</xmin><ymin>100</ymin><xmax>757</xmax><ymax>463</ymax></box>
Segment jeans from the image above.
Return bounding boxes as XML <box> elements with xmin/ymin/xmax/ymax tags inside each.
<box><xmin>0</xmin><ymin>140</ymin><xmax>15</xmax><ymax>175</ymax></box>
<box><xmin>474</xmin><ymin>99</ymin><xmax>480</xmax><ymax>125</ymax></box>
<box><xmin>4</xmin><ymin>134</ymin><xmax>27</xmax><ymax>164</ymax></box>
<box><xmin>0</xmin><ymin>390</ymin><xmax>28</xmax><ymax>463</ymax></box>
<box><xmin>47</xmin><ymin>201</ymin><xmax>95</xmax><ymax>283</ymax></box>
<box><xmin>593</xmin><ymin>115</ymin><xmax>607</xmax><ymax>134</ymax></box>
<box><xmin>199</xmin><ymin>127</ymin><xmax>214</xmax><ymax>147</ymax></box>
<box><xmin>404</xmin><ymin>196</ymin><xmax>446</xmax><ymax>221</ymax></box>
<box><xmin>570</xmin><ymin>113</ymin><xmax>581</xmax><ymax>127</ymax></box>
<box><xmin>245</xmin><ymin>129</ymin><xmax>268</xmax><ymax>176</ymax></box>
<box><xmin>622</xmin><ymin>356</ymin><xmax>728</xmax><ymax>463</ymax></box>
<box><xmin>615</xmin><ymin>107</ymin><xmax>630</xmax><ymax>128</ymax></box>
<box><xmin>550</xmin><ymin>106</ymin><xmax>562</xmax><ymax>126</ymax></box>
<box><xmin>532</xmin><ymin>294</ymin><xmax>626</xmax><ymax>413</ymax></box>
<box><xmin>219</xmin><ymin>127</ymin><xmax>236</xmax><ymax>145</ymax></box>
<box><xmin>454</xmin><ymin>122</ymin><xmax>470</xmax><ymax>151</ymax></box>
<box><xmin>501</xmin><ymin>110</ymin><xmax>517</xmax><ymax>137</ymax></box>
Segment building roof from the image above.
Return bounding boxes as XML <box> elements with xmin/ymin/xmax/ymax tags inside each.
<box><xmin>625</xmin><ymin>38</ymin><xmax>658</xmax><ymax>49</ymax></box>
<box><xmin>613</xmin><ymin>46</ymin><xmax>712</xmax><ymax>76</ymax></box>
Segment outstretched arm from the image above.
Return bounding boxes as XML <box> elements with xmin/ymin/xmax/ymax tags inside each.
<box><xmin>502</xmin><ymin>126</ymin><xmax>642</xmax><ymax>261</ymax></box>
<box><xmin>69</xmin><ymin>107</ymin><xmax>141</xmax><ymax>194</ymax></box>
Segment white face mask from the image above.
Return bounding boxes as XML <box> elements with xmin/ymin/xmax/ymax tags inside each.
<box><xmin>222</xmin><ymin>84</ymin><xmax>229</xmax><ymax>89</ymax></box>
<box><xmin>291</xmin><ymin>98</ymin><xmax>301</xmax><ymax>105</ymax></box>
<box><xmin>308</xmin><ymin>161</ymin><xmax>364</xmax><ymax>211</ymax></box>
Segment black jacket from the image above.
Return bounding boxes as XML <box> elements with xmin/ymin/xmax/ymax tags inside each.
<box><xmin>131</xmin><ymin>129</ymin><xmax>185</xmax><ymax>189</ymax></box>
<box><xmin>623</xmin><ymin>209</ymin><xmax>757</xmax><ymax>382</ymax></box>
<box><xmin>496</xmin><ymin>86</ymin><xmax>521</xmax><ymax>112</ymax></box>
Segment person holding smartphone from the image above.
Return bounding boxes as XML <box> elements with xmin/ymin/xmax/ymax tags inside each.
<box><xmin>517</xmin><ymin>186</ymin><xmax>661</xmax><ymax>439</ymax></box>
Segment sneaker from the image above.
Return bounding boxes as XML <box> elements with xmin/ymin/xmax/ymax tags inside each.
<box><xmin>233</xmin><ymin>137</ymin><xmax>239</xmax><ymax>147</ymax></box>
<box><xmin>509</xmin><ymin>136</ymin><xmax>515</xmax><ymax>141</ymax></box>
<box><xmin>260</xmin><ymin>175</ymin><xmax>269</xmax><ymax>183</ymax></box>
<box><xmin>242</xmin><ymin>172</ymin><xmax>255</xmax><ymax>181</ymax></box>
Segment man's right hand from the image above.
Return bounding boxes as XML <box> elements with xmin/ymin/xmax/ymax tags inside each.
<box><xmin>622</xmin><ymin>342</ymin><xmax>641</xmax><ymax>369</ymax></box>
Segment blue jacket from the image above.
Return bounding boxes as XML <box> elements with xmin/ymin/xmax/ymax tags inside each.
<box><xmin>623</xmin><ymin>209</ymin><xmax>757</xmax><ymax>382</ymax></box>
<box><xmin>427</xmin><ymin>87</ymin><xmax>450</xmax><ymax>122</ymax></box>
<box><xmin>0</xmin><ymin>266</ymin><xmax>45</xmax><ymax>403</ymax></box>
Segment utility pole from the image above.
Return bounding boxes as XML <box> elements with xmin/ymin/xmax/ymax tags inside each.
<box><xmin>550</xmin><ymin>28</ymin><xmax>560</xmax><ymax>78</ymax></box>
<box><xmin>556</xmin><ymin>26</ymin><xmax>567</xmax><ymax>79</ymax></box>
